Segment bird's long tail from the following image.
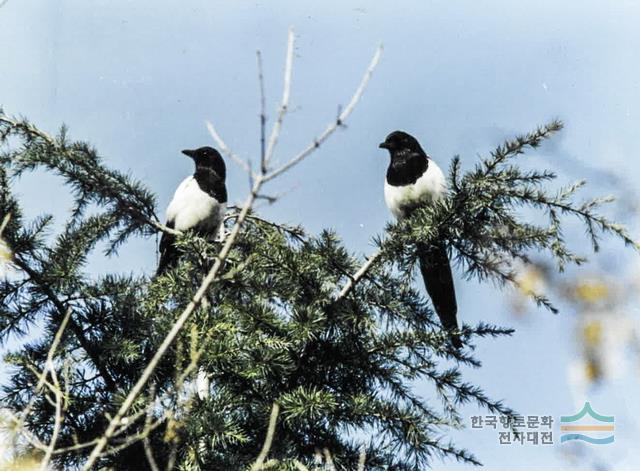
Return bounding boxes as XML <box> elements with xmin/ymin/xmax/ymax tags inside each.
<box><xmin>156</xmin><ymin>230</ymin><xmax>178</xmax><ymax>276</ymax></box>
<box><xmin>417</xmin><ymin>241</ymin><xmax>462</xmax><ymax>348</ymax></box>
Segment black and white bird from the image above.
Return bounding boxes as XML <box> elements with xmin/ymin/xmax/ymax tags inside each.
<box><xmin>379</xmin><ymin>131</ymin><xmax>461</xmax><ymax>348</ymax></box>
<box><xmin>156</xmin><ymin>147</ymin><xmax>227</xmax><ymax>275</ymax></box>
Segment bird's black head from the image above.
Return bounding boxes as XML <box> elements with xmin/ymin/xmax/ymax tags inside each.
<box><xmin>182</xmin><ymin>147</ymin><xmax>226</xmax><ymax>180</ymax></box>
<box><xmin>380</xmin><ymin>131</ymin><xmax>429</xmax><ymax>186</ymax></box>
<box><xmin>379</xmin><ymin>130</ymin><xmax>425</xmax><ymax>156</ymax></box>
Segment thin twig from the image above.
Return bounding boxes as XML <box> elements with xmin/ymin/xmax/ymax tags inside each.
<box><xmin>251</xmin><ymin>403</ymin><xmax>280</xmax><ymax>471</ymax></box>
<box><xmin>263</xmin><ymin>28</ymin><xmax>295</xmax><ymax>168</ymax></box>
<box><xmin>149</xmin><ymin>219</ymin><xmax>181</xmax><ymax>236</ymax></box>
<box><xmin>90</xmin><ymin>420</ymin><xmax>166</xmax><ymax>458</ymax></box>
<box><xmin>166</xmin><ymin>444</ymin><xmax>178</xmax><ymax>471</ymax></box>
<box><xmin>0</xmin><ymin>213</ymin><xmax>10</xmax><ymax>235</ymax></box>
<box><xmin>3</xmin><ymin>310</ymin><xmax>70</xmax><ymax>470</ymax></box>
<box><xmin>51</xmin><ymin>416</ymin><xmax>165</xmax><ymax>455</ymax></box>
<box><xmin>12</xmin><ymin>309</ymin><xmax>71</xmax><ymax>432</ymax></box>
<box><xmin>206</xmin><ymin>120</ymin><xmax>254</xmax><ymax>176</ymax></box>
<box><xmin>292</xmin><ymin>461</ymin><xmax>310</xmax><ymax>471</ymax></box>
<box><xmin>323</xmin><ymin>449</ymin><xmax>336</xmax><ymax>471</ymax></box>
<box><xmin>38</xmin><ymin>364</ymin><xmax>64</xmax><ymax>471</ymax></box>
<box><xmin>142</xmin><ymin>385</ymin><xmax>160</xmax><ymax>471</ymax></box>
<box><xmin>224</xmin><ymin>211</ymin><xmax>304</xmax><ymax>240</ymax></box>
<box><xmin>357</xmin><ymin>447</ymin><xmax>367</xmax><ymax>471</ymax></box>
<box><xmin>142</xmin><ymin>437</ymin><xmax>160</xmax><ymax>471</ymax></box>
<box><xmin>336</xmin><ymin>249</ymin><xmax>382</xmax><ymax>301</ymax></box>
<box><xmin>257</xmin><ymin>50</ymin><xmax>267</xmax><ymax>173</ymax></box>
<box><xmin>264</xmin><ymin>44</ymin><xmax>383</xmax><ymax>182</ymax></box>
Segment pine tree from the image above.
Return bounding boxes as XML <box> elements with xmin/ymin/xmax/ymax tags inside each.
<box><xmin>0</xmin><ymin>34</ymin><xmax>636</xmax><ymax>471</ymax></box>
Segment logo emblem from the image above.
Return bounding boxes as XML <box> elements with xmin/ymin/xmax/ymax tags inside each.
<box><xmin>560</xmin><ymin>402</ymin><xmax>614</xmax><ymax>445</ymax></box>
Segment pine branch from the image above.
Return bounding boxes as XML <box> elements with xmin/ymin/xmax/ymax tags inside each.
<box><xmin>0</xmin><ymin>113</ymin><xmax>174</xmax><ymax>245</ymax></box>
<box><xmin>12</xmin><ymin>256</ymin><xmax>117</xmax><ymax>391</ymax></box>
<box><xmin>481</xmin><ymin>120</ymin><xmax>563</xmax><ymax>175</ymax></box>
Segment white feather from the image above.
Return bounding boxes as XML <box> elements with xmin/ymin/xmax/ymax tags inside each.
<box><xmin>166</xmin><ymin>176</ymin><xmax>225</xmax><ymax>231</ymax></box>
<box><xmin>384</xmin><ymin>159</ymin><xmax>446</xmax><ymax>219</ymax></box>
<box><xmin>196</xmin><ymin>368</ymin><xmax>210</xmax><ymax>400</ymax></box>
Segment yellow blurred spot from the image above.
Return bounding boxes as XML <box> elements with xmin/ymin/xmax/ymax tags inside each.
<box><xmin>573</xmin><ymin>280</ymin><xmax>609</xmax><ymax>304</ymax></box>
<box><xmin>583</xmin><ymin>321</ymin><xmax>603</xmax><ymax>348</ymax></box>
<box><xmin>518</xmin><ymin>266</ymin><xmax>544</xmax><ymax>296</ymax></box>
<box><xmin>584</xmin><ymin>358</ymin><xmax>602</xmax><ymax>383</ymax></box>
<box><xmin>164</xmin><ymin>417</ymin><xmax>182</xmax><ymax>443</ymax></box>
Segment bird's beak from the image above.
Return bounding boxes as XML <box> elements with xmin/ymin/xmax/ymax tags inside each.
<box><xmin>181</xmin><ymin>149</ymin><xmax>196</xmax><ymax>158</ymax></box>
<box><xmin>379</xmin><ymin>142</ymin><xmax>390</xmax><ymax>150</ymax></box>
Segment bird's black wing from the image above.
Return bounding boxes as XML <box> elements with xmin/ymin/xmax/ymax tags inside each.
<box><xmin>417</xmin><ymin>241</ymin><xmax>462</xmax><ymax>348</ymax></box>
<box><xmin>156</xmin><ymin>220</ymin><xmax>177</xmax><ymax>276</ymax></box>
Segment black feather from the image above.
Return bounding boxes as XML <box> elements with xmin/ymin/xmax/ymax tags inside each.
<box><xmin>417</xmin><ymin>241</ymin><xmax>461</xmax><ymax>349</ymax></box>
<box><xmin>156</xmin><ymin>220</ymin><xmax>177</xmax><ymax>276</ymax></box>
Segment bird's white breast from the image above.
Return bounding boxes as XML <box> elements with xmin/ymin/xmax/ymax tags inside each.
<box><xmin>166</xmin><ymin>176</ymin><xmax>225</xmax><ymax>231</ymax></box>
<box><xmin>384</xmin><ymin>159</ymin><xmax>447</xmax><ymax>219</ymax></box>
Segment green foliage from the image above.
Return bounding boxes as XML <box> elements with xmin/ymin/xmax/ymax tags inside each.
<box><xmin>0</xmin><ymin>112</ymin><xmax>635</xmax><ymax>470</ymax></box>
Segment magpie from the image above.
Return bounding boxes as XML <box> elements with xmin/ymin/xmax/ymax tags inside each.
<box><xmin>156</xmin><ymin>147</ymin><xmax>227</xmax><ymax>275</ymax></box>
<box><xmin>379</xmin><ymin>131</ymin><xmax>461</xmax><ymax>348</ymax></box>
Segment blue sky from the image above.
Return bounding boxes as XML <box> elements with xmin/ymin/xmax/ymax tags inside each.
<box><xmin>1</xmin><ymin>0</ymin><xmax>639</xmax><ymax>469</ymax></box>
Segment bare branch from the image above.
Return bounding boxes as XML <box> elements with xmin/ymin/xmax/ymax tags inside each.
<box><xmin>293</xmin><ymin>461</ymin><xmax>310</xmax><ymax>471</ymax></box>
<box><xmin>206</xmin><ymin>120</ymin><xmax>254</xmax><ymax>176</ymax></box>
<box><xmin>0</xmin><ymin>212</ymin><xmax>10</xmax><ymax>235</ymax></box>
<box><xmin>323</xmin><ymin>449</ymin><xmax>336</xmax><ymax>471</ymax></box>
<box><xmin>149</xmin><ymin>219</ymin><xmax>181</xmax><ymax>236</ymax></box>
<box><xmin>142</xmin><ymin>385</ymin><xmax>160</xmax><ymax>471</ymax></box>
<box><xmin>357</xmin><ymin>448</ymin><xmax>367</xmax><ymax>471</ymax></box>
<box><xmin>38</xmin><ymin>364</ymin><xmax>64</xmax><ymax>471</ymax></box>
<box><xmin>142</xmin><ymin>437</ymin><xmax>160</xmax><ymax>471</ymax></box>
<box><xmin>12</xmin><ymin>308</ymin><xmax>71</xmax><ymax>433</ymax></box>
<box><xmin>257</xmin><ymin>50</ymin><xmax>267</xmax><ymax>173</ymax></box>
<box><xmin>50</xmin><ymin>415</ymin><xmax>165</xmax><ymax>455</ymax></box>
<box><xmin>336</xmin><ymin>249</ymin><xmax>382</xmax><ymax>302</ymax></box>
<box><xmin>263</xmin><ymin>28</ymin><xmax>295</xmax><ymax>168</ymax></box>
<box><xmin>251</xmin><ymin>403</ymin><xmax>280</xmax><ymax>471</ymax></box>
<box><xmin>1</xmin><ymin>310</ymin><xmax>71</xmax><ymax>469</ymax></box>
<box><xmin>264</xmin><ymin>44</ymin><xmax>383</xmax><ymax>182</ymax></box>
